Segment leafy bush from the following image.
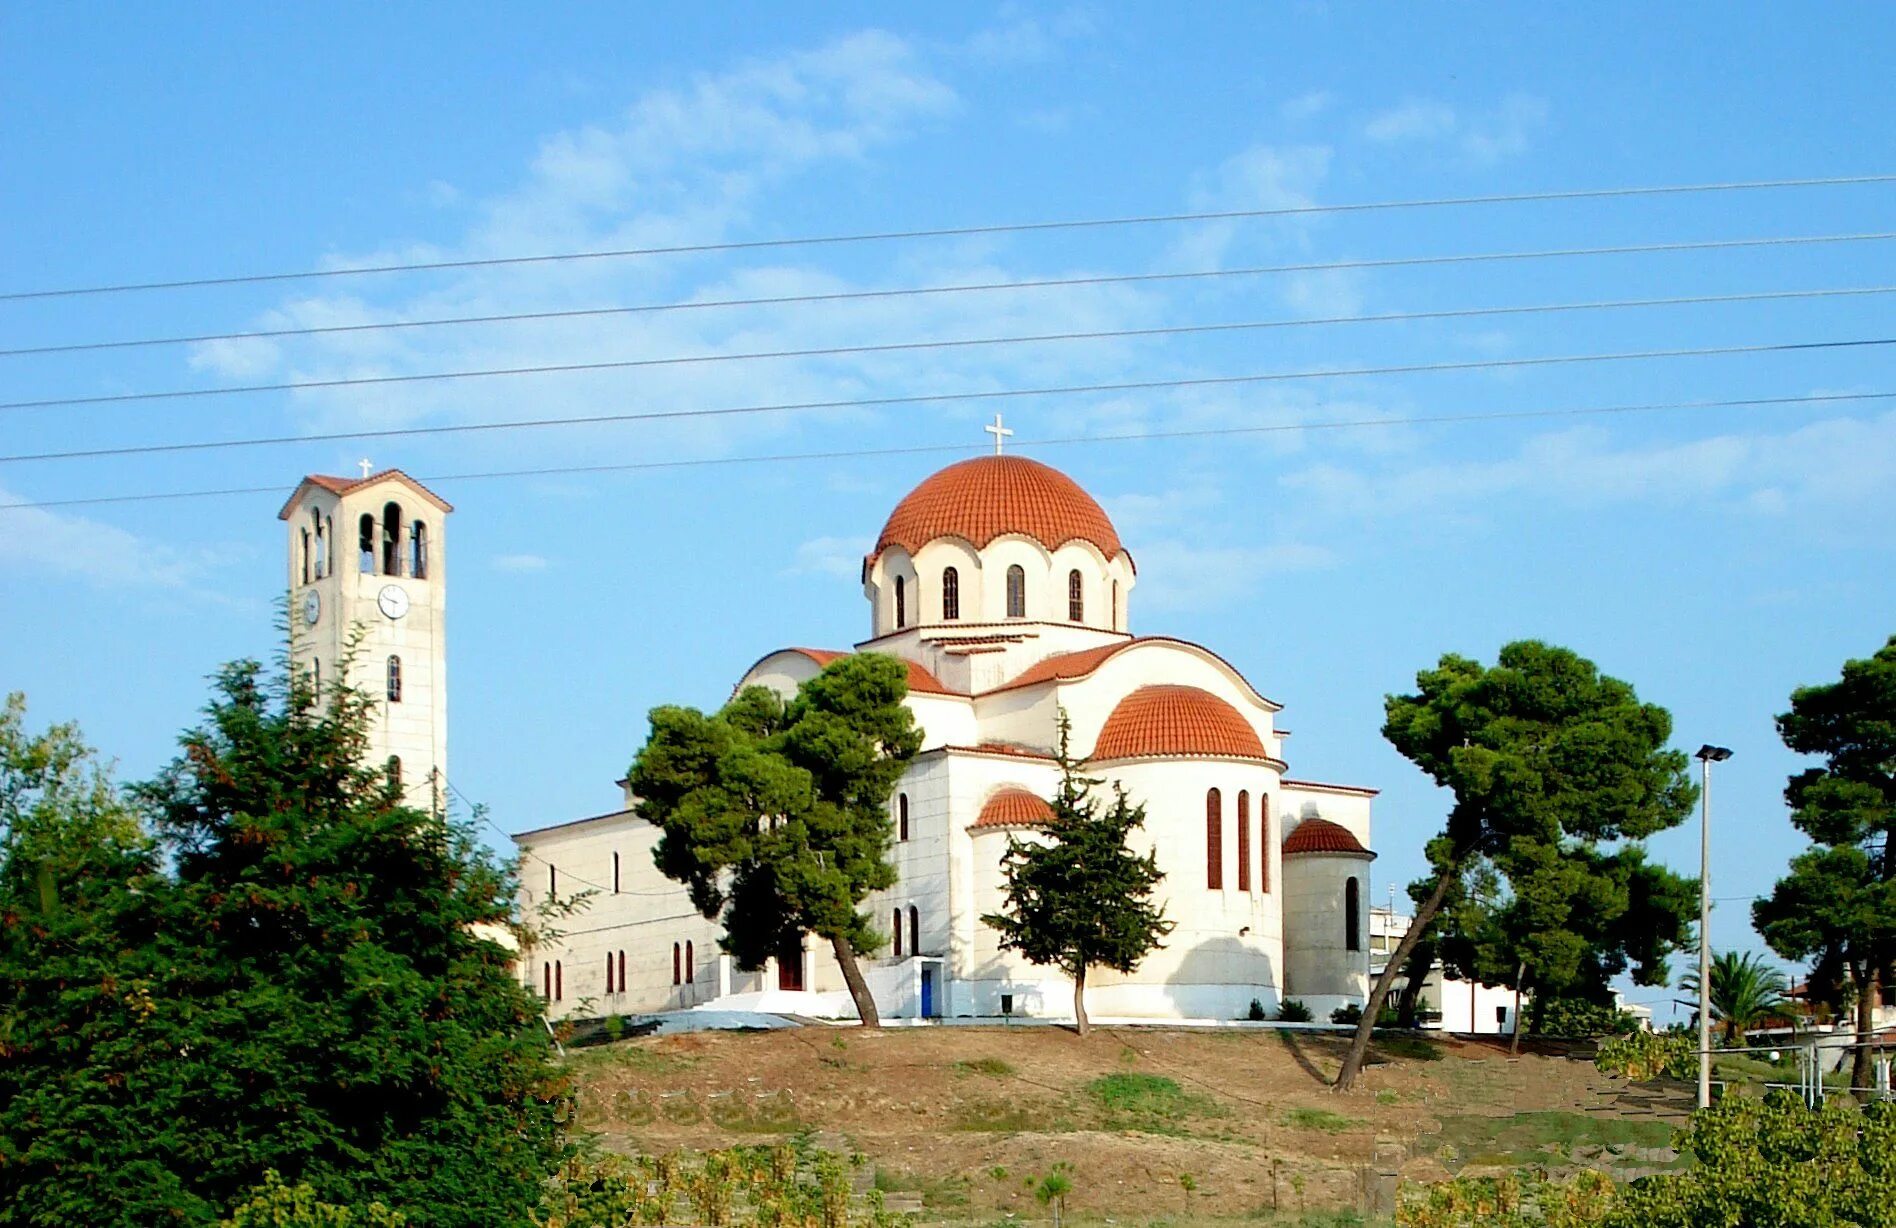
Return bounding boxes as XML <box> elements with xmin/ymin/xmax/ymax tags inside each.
<box><xmin>1247</xmin><ymin>997</ymin><xmax>1268</xmax><ymax>1021</ymax></box>
<box><xmin>1595</xmin><ymin>1030</ymin><xmax>1695</xmax><ymax>1081</ymax></box>
<box><xmin>1332</xmin><ymin>1003</ymin><xmax>1363</xmax><ymax>1025</ymax></box>
<box><xmin>220</xmin><ymin>1171</ymin><xmax>406</xmax><ymax>1227</ymax></box>
<box><xmin>1533</xmin><ymin>998</ymin><xmax>1639</xmax><ymax>1039</ymax></box>
<box><xmin>1277</xmin><ymin>998</ymin><xmax>1315</xmax><ymax>1022</ymax></box>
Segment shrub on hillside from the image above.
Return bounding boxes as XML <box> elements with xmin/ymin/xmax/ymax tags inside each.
<box><xmin>1595</xmin><ymin>1030</ymin><xmax>1695</xmax><ymax>1081</ymax></box>
<box><xmin>219</xmin><ymin>1171</ymin><xmax>405</xmax><ymax>1227</ymax></box>
<box><xmin>1277</xmin><ymin>998</ymin><xmax>1314</xmax><ymax>1022</ymax></box>
<box><xmin>1533</xmin><ymin>998</ymin><xmax>1639</xmax><ymax>1038</ymax></box>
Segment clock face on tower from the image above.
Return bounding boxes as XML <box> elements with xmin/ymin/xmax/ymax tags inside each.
<box><xmin>377</xmin><ymin>584</ymin><xmax>410</xmax><ymax>620</ymax></box>
<box><xmin>302</xmin><ymin>589</ymin><xmax>321</xmax><ymax>626</ymax></box>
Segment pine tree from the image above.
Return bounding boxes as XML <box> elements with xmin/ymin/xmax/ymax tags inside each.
<box><xmin>981</xmin><ymin>715</ymin><xmax>1174</xmax><ymax>1036</ymax></box>
<box><xmin>0</xmin><ymin>661</ymin><xmax>571</xmax><ymax>1226</ymax></box>
<box><xmin>629</xmin><ymin>653</ymin><xmax>922</xmax><ymax>1027</ymax></box>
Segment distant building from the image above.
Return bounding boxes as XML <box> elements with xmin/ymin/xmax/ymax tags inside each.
<box><xmin>1368</xmin><ymin>905</ymin><xmax>1525</xmax><ymax>1036</ymax></box>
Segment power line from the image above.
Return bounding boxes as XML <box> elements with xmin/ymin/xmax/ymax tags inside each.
<box><xmin>2</xmin><ymin>332</ymin><xmax>1890</xmax><ymax>469</ymax></box>
<box><xmin>6</xmin><ymin>172</ymin><xmax>1892</xmax><ymax>302</ymax></box>
<box><xmin>6</xmin><ymin>295</ymin><xmax>1891</xmax><ymax>415</ymax></box>
<box><xmin>3</xmin><ymin>388</ymin><xmax>1888</xmax><ymax>514</ymax></box>
<box><xmin>6</xmin><ymin>230</ymin><xmax>1891</xmax><ymax>358</ymax></box>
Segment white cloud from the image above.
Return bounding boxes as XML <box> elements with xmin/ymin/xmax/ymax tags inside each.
<box><xmin>492</xmin><ymin>553</ymin><xmax>550</xmax><ymax>572</ymax></box>
<box><xmin>0</xmin><ymin>484</ymin><xmax>227</xmax><ymax>588</ymax></box>
<box><xmin>962</xmin><ymin>6</ymin><xmax>1096</xmax><ymax>65</ymax></box>
<box><xmin>1280</xmin><ymin>90</ymin><xmax>1335</xmax><ymax>123</ymax></box>
<box><xmin>786</xmin><ymin>535</ymin><xmax>867</xmax><ymax>578</ymax></box>
<box><xmin>1362</xmin><ymin>94</ymin><xmax>1547</xmax><ymax>164</ymax></box>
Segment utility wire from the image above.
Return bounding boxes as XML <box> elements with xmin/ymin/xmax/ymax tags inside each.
<box><xmin>3</xmin><ymin>388</ymin><xmax>1888</xmax><ymax>514</ymax></box>
<box><xmin>5</xmin><ymin>172</ymin><xmax>1891</xmax><ymax>302</ymax></box>
<box><xmin>1</xmin><ymin>356</ymin><xmax>1889</xmax><ymax>470</ymax></box>
<box><xmin>5</xmin><ymin>296</ymin><xmax>1891</xmax><ymax>414</ymax></box>
<box><xmin>5</xmin><ymin>230</ymin><xmax>1891</xmax><ymax>358</ymax></box>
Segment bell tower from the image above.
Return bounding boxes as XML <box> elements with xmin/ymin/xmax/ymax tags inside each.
<box><xmin>280</xmin><ymin>465</ymin><xmax>452</xmax><ymax>811</ymax></box>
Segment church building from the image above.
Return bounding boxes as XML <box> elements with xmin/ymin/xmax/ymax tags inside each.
<box><xmin>511</xmin><ymin>434</ymin><xmax>1380</xmax><ymax>1023</ymax></box>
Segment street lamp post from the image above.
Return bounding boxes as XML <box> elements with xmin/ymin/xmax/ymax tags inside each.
<box><xmin>1695</xmin><ymin>744</ymin><xmax>1732</xmax><ymax>1110</ymax></box>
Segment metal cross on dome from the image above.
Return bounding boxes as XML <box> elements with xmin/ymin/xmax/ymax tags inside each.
<box><xmin>984</xmin><ymin>413</ymin><xmax>1013</xmax><ymax>455</ymax></box>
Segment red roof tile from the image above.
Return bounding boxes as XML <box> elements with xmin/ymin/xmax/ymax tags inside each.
<box><xmin>277</xmin><ymin>468</ymin><xmax>454</xmax><ymax>519</ymax></box>
<box><xmin>972</xmin><ymin>787</ymin><xmax>1055</xmax><ymax>830</ymax></box>
<box><xmin>874</xmin><ymin>455</ymin><xmax>1125</xmax><ymax>560</ymax></box>
<box><xmin>1282</xmin><ymin>818</ymin><xmax>1373</xmax><ymax>857</ymax></box>
<box><xmin>782</xmin><ymin>648</ymin><xmax>956</xmax><ymax>696</ymax></box>
<box><xmin>1091</xmin><ymin>685</ymin><xmax>1267</xmax><ymax>761</ymax></box>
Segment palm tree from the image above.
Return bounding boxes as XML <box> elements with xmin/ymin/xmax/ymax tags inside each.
<box><xmin>1680</xmin><ymin>950</ymin><xmax>1790</xmax><ymax>1044</ymax></box>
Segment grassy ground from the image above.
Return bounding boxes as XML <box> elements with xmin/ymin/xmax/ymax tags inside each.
<box><xmin>564</xmin><ymin>1026</ymin><xmax>1681</xmax><ymax>1224</ymax></box>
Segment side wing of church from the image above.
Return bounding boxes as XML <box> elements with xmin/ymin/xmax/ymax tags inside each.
<box><xmin>514</xmin><ymin>451</ymin><xmax>1379</xmax><ymax>1023</ymax></box>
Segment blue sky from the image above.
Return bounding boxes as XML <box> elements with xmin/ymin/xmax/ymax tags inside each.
<box><xmin>3</xmin><ymin>4</ymin><xmax>1893</xmax><ymax>1018</ymax></box>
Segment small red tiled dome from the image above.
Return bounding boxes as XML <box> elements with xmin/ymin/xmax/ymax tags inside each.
<box><xmin>875</xmin><ymin>455</ymin><xmax>1124</xmax><ymax>560</ymax></box>
<box><xmin>1282</xmin><ymin>818</ymin><xmax>1372</xmax><ymax>857</ymax></box>
<box><xmin>972</xmin><ymin>787</ymin><xmax>1055</xmax><ymax>830</ymax></box>
<box><xmin>1091</xmin><ymin>685</ymin><xmax>1266</xmax><ymax>761</ymax></box>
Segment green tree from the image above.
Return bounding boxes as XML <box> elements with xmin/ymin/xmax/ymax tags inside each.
<box><xmin>1678</xmin><ymin>950</ymin><xmax>1789</xmax><ymax>1045</ymax></box>
<box><xmin>0</xmin><ymin>664</ymin><xmax>571</xmax><ymax>1226</ymax></box>
<box><xmin>980</xmin><ymin>716</ymin><xmax>1174</xmax><ymax>1036</ymax></box>
<box><xmin>1335</xmin><ymin>641</ymin><xmax>1697</xmax><ymax>1090</ymax></box>
<box><xmin>1755</xmin><ymin>632</ymin><xmax>1896</xmax><ymax>1099</ymax></box>
<box><xmin>628</xmin><ymin>653</ymin><xmax>922</xmax><ymax>1028</ymax></box>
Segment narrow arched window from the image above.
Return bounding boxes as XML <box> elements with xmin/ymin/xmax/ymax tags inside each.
<box><xmin>685</xmin><ymin>941</ymin><xmax>694</xmax><ymax>983</ymax></box>
<box><xmin>301</xmin><ymin>527</ymin><xmax>312</xmax><ymax>584</ymax></box>
<box><xmin>1346</xmin><ymin>877</ymin><xmax>1362</xmax><ymax>952</ymax></box>
<box><xmin>898</xmin><ymin>793</ymin><xmax>909</xmax><ymax>842</ymax></box>
<box><xmin>1259</xmin><ymin>795</ymin><xmax>1271</xmax><ymax>893</ymax></box>
<box><xmin>605</xmin><ymin>952</ymin><xmax>615</xmax><ymax>993</ymax></box>
<box><xmin>612</xmin><ymin>851</ymin><xmax>621</xmax><ymax>894</ymax></box>
<box><xmin>359</xmin><ymin>514</ymin><xmax>377</xmax><ymax>574</ymax></box>
<box><xmin>319</xmin><ymin>514</ymin><xmax>331</xmax><ymax>578</ymax></box>
<box><xmin>1111</xmin><ymin>579</ymin><xmax>1119</xmax><ymax>630</ymax></box>
<box><xmin>410</xmin><ymin>520</ymin><xmax>428</xmax><ymax>579</ymax></box>
<box><xmin>555</xmin><ymin>960</ymin><xmax>563</xmax><ymax>1001</ymax></box>
<box><xmin>381</xmin><ymin>502</ymin><xmax>403</xmax><ymax>577</ymax></box>
<box><xmin>548</xmin><ymin>863</ymin><xmax>557</xmax><ymax>897</ymax></box>
<box><xmin>312</xmin><ymin>659</ymin><xmax>321</xmax><ymax>691</ymax></box>
<box><xmin>543</xmin><ymin>962</ymin><xmax>552</xmax><ymax>999</ymax></box>
<box><xmin>618</xmin><ymin>949</ymin><xmax>626</xmax><ymax>992</ymax></box>
<box><xmin>1237</xmin><ymin>790</ymin><xmax>1252</xmax><ymax>892</ymax></box>
<box><xmin>1206</xmin><ymin>788</ymin><xmax>1224</xmax><ymax>890</ymax></box>
<box><xmin>1006</xmin><ymin>565</ymin><xmax>1026</xmax><ymax>618</ymax></box>
<box><xmin>386</xmin><ymin>756</ymin><xmax>402</xmax><ymax>792</ymax></box>
<box><xmin>894</xmin><ymin>574</ymin><xmax>907</xmax><ymax>628</ymax></box>
<box><xmin>386</xmin><ymin>655</ymin><xmax>402</xmax><ymax>703</ymax></box>
<box><xmin>673</xmin><ymin>943</ymin><xmax>681</xmax><ymax>985</ymax></box>
<box><xmin>892</xmin><ymin>908</ymin><xmax>903</xmax><ymax>957</ymax></box>
<box><xmin>1068</xmin><ymin>569</ymin><xmax>1084</xmax><ymax>622</ymax></box>
<box><xmin>909</xmin><ymin>905</ymin><xmax>920</xmax><ymax>956</ymax></box>
<box><xmin>941</xmin><ymin>567</ymin><xmax>960</xmax><ymax>620</ymax></box>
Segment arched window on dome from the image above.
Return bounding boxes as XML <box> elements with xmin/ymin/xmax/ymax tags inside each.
<box><xmin>1068</xmin><ymin>569</ymin><xmax>1083</xmax><ymax>622</ymax></box>
<box><xmin>1111</xmin><ymin>579</ymin><xmax>1119</xmax><ymax>630</ymax></box>
<box><xmin>1236</xmin><ymin>790</ymin><xmax>1252</xmax><ymax>892</ymax></box>
<box><xmin>1345</xmin><ymin>877</ymin><xmax>1362</xmax><ymax>951</ymax></box>
<box><xmin>1005</xmin><ymin>565</ymin><xmax>1026</xmax><ymax>618</ymax></box>
<box><xmin>941</xmin><ymin>567</ymin><xmax>960</xmax><ymax>621</ymax></box>
<box><xmin>381</xmin><ymin>502</ymin><xmax>403</xmax><ymax>577</ymax></box>
<box><xmin>1206</xmin><ymin>788</ymin><xmax>1224</xmax><ymax>890</ymax></box>
<box><xmin>894</xmin><ymin>575</ymin><xmax>906</xmax><ymax>628</ymax></box>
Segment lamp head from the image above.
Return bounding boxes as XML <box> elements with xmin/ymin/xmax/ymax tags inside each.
<box><xmin>1696</xmin><ymin>745</ymin><xmax>1733</xmax><ymax>763</ymax></box>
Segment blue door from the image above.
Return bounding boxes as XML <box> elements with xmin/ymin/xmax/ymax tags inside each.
<box><xmin>920</xmin><ymin>969</ymin><xmax>935</xmax><ymax>1018</ymax></box>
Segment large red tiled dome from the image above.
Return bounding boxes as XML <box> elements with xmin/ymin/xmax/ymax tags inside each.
<box><xmin>1091</xmin><ymin>685</ymin><xmax>1266</xmax><ymax>761</ymax></box>
<box><xmin>874</xmin><ymin>455</ymin><xmax>1124</xmax><ymax>560</ymax></box>
<box><xmin>1282</xmin><ymin>818</ymin><xmax>1373</xmax><ymax>857</ymax></box>
<box><xmin>972</xmin><ymin>787</ymin><xmax>1055</xmax><ymax>830</ymax></box>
